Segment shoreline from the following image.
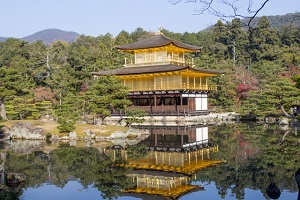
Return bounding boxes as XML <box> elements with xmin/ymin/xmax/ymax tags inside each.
<box><xmin>105</xmin><ymin>112</ymin><xmax>238</xmax><ymax>126</ymax></box>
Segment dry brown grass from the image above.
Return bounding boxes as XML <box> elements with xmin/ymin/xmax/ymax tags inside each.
<box><xmin>0</xmin><ymin>120</ymin><xmax>128</xmax><ymax>137</ymax></box>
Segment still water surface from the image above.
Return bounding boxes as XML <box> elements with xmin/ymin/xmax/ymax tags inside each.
<box><xmin>1</xmin><ymin>123</ymin><xmax>299</xmax><ymax>200</ymax></box>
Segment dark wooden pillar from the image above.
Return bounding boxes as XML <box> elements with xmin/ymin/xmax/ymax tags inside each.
<box><xmin>180</xmin><ymin>94</ymin><xmax>183</xmax><ymax>106</ymax></box>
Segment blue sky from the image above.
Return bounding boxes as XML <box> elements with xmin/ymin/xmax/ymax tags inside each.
<box><xmin>0</xmin><ymin>0</ymin><xmax>299</xmax><ymax>38</ymax></box>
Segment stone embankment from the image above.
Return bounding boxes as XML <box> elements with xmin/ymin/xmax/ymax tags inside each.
<box><xmin>2</xmin><ymin>112</ymin><xmax>298</xmax><ymax>142</ymax></box>
<box><xmin>1</xmin><ymin>122</ymin><xmax>150</xmax><ymax>147</ymax></box>
<box><xmin>105</xmin><ymin>112</ymin><xmax>238</xmax><ymax>126</ymax></box>
<box><xmin>50</xmin><ymin>128</ymin><xmax>150</xmax><ymax>144</ymax></box>
<box><xmin>0</xmin><ymin>113</ymin><xmax>237</xmax><ymax>141</ymax></box>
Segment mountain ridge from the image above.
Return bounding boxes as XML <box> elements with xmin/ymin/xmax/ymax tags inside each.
<box><xmin>0</xmin><ymin>28</ymin><xmax>81</xmax><ymax>45</ymax></box>
<box><xmin>21</xmin><ymin>28</ymin><xmax>80</xmax><ymax>45</ymax></box>
<box><xmin>0</xmin><ymin>13</ymin><xmax>299</xmax><ymax>44</ymax></box>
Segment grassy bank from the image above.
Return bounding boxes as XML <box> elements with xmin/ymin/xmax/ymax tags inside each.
<box><xmin>0</xmin><ymin>120</ymin><xmax>128</xmax><ymax>137</ymax></box>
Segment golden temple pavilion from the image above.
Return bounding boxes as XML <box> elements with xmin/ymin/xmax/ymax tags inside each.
<box><xmin>104</xmin><ymin>126</ymin><xmax>224</xmax><ymax>199</ymax></box>
<box><xmin>92</xmin><ymin>32</ymin><xmax>224</xmax><ymax>116</ymax></box>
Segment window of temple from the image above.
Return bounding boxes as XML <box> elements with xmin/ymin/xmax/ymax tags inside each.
<box><xmin>136</xmin><ymin>54</ymin><xmax>144</xmax><ymax>64</ymax></box>
<box><xmin>182</xmin><ymin>98</ymin><xmax>188</xmax><ymax>105</ymax></box>
<box><xmin>156</xmin><ymin>51</ymin><xmax>166</xmax><ymax>62</ymax></box>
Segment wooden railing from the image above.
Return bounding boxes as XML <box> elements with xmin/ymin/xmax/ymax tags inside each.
<box><xmin>127</xmin><ymin>85</ymin><xmax>217</xmax><ymax>92</ymax></box>
<box><xmin>124</xmin><ymin>56</ymin><xmax>194</xmax><ymax>67</ymax></box>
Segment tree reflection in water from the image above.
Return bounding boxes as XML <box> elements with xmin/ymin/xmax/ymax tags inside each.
<box><xmin>195</xmin><ymin>123</ymin><xmax>300</xmax><ymax>199</ymax></box>
<box><xmin>2</xmin><ymin>146</ymin><xmax>133</xmax><ymax>200</ymax></box>
<box><xmin>0</xmin><ymin>186</ymin><xmax>24</xmax><ymax>200</ymax></box>
<box><xmin>0</xmin><ymin>123</ymin><xmax>299</xmax><ymax>200</ymax></box>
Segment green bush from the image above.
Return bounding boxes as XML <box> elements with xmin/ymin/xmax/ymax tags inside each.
<box><xmin>45</xmin><ymin>133</ymin><xmax>52</xmax><ymax>142</ymax></box>
<box><xmin>57</xmin><ymin>118</ymin><xmax>76</xmax><ymax>133</ymax></box>
<box><xmin>125</xmin><ymin>108</ymin><xmax>147</xmax><ymax>127</ymax></box>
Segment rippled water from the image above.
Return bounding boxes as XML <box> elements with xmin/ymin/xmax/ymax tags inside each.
<box><xmin>0</xmin><ymin>123</ymin><xmax>299</xmax><ymax>200</ymax></box>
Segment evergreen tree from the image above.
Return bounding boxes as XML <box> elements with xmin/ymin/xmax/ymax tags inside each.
<box><xmin>125</xmin><ymin>108</ymin><xmax>146</xmax><ymax>127</ymax></box>
<box><xmin>87</xmin><ymin>76</ymin><xmax>131</xmax><ymax>121</ymax></box>
<box><xmin>130</xmin><ymin>27</ymin><xmax>149</xmax><ymax>42</ymax></box>
<box><xmin>0</xmin><ymin>39</ymin><xmax>35</xmax><ymax>119</ymax></box>
<box><xmin>242</xmin><ymin>78</ymin><xmax>300</xmax><ymax>116</ymax></box>
<box><xmin>292</xmin><ymin>75</ymin><xmax>300</xmax><ymax>89</ymax></box>
<box><xmin>248</xmin><ymin>16</ymin><xmax>280</xmax><ymax>62</ymax></box>
<box><xmin>54</xmin><ymin>92</ymin><xmax>82</xmax><ymax>133</ymax></box>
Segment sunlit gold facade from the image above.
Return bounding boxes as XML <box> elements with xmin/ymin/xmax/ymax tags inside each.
<box><xmin>119</xmin><ymin>69</ymin><xmax>219</xmax><ymax>92</ymax></box>
<box><xmin>123</xmin><ymin>172</ymin><xmax>203</xmax><ymax>199</ymax></box>
<box><xmin>105</xmin><ymin>146</ymin><xmax>222</xmax><ymax>198</ymax></box>
<box><xmin>104</xmin><ymin>146</ymin><xmax>221</xmax><ymax>175</ymax></box>
<box><xmin>123</xmin><ymin>44</ymin><xmax>195</xmax><ymax>67</ymax></box>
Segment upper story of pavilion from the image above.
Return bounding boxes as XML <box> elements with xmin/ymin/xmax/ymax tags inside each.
<box><xmin>116</xmin><ymin>32</ymin><xmax>201</xmax><ymax>68</ymax></box>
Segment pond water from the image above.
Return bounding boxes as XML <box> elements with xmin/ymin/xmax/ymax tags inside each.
<box><xmin>0</xmin><ymin>123</ymin><xmax>299</xmax><ymax>200</ymax></box>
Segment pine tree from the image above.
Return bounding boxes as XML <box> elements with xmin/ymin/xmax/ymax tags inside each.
<box><xmin>87</xmin><ymin>76</ymin><xmax>131</xmax><ymax>122</ymax></box>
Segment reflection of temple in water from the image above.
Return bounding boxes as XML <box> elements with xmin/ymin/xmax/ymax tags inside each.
<box><xmin>138</xmin><ymin>125</ymin><xmax>212</xmax><ymax>152</ymax></box>
<box><xmin>123</xmin><ymin>170</ymin><xmax>204</xmax><ymax>200</ymax></box>
<box><xmin>104</xmin><ymin>126</ymin><xmax>223</xmax><ymax>199</ymax></box>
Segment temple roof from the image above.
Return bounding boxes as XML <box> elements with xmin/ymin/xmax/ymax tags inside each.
<box><xmin>92</xmin><ymin>65</ymin><xmax>224</xmax><ymax>76</ymax></box>
<box><xmin>116</xmin><ymin>33</ymin><xmax>202</xmax><ymax>52</ymax></box>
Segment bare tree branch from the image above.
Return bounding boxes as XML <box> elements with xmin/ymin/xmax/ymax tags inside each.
<box><xmin>247</xmin><ymin>0</ymin><xmax>270</xmax><ymax>26</ymax></box>
<box><xmin>169</xmin><ymin>0</ymin><xmax>272</xmax><ymax>27</ymax></box>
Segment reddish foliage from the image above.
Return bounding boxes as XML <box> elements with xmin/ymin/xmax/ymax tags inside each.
<box><xmin>235</xmin><ymin>67</ymin><xmax>260</xmax><ymax>99</ymax></box>
<box><xmin>238</xmin><ymin>135</ymin><xmax>260</xmax><ymax>161</ymax></box>
<box><xmin>235</xmin><ymin>130</ymin><xmax>259</xmax><ymax>162</ymax></box>
<box><xmin>80</xmin><ymin>82</ymin><xmax>88</xmax><ymax>92</ymax></box>
<box><xmin>237</xmin><ymin>83</ymin><xmax>258</xmax><ymax>98</ymax></box>
<box><xmin>33</xmin><ymin>87</ymin><xmax>57</xmax><ymax>103</ymax></box>
<box><xmin>280</xmin><ymin>64</ymin><xmax>300</xmax><ymax>78</ymax></box>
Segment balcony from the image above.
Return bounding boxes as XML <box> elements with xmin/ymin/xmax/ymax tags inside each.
<box><xmin>126</xmin><ymin>83</ymin><xmax>217</xmax><ymax>92</ymax></box>
<box><xmin>124</xmin><ymin>56</ymin><xmax>194</xmax><ymax>67</ymax></box>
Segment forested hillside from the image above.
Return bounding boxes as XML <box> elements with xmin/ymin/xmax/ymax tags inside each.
<box><xmin>242</xmin><ymin>12</ymin><xmax>300</xmax><ymax>29</ymax></box>
<box><xmin>0</xmin><ymin>29</ymin><xmax>80</xmax><ymax>45</ymax></box>
<box><xmin>21</xmin><ymin>29</ymin><xmax>80</xmax><ymax>45</ymax></box>
<box><xmin>0</xmin><ymin>16</ymin><xmax>300</xmax><ymax>127</ymax></box>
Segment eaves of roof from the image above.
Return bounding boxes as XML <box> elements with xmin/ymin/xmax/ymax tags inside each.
<box><xmin>91</xmin><ymin>65</ymin><xmax>225</xmax><ymax>76</ymax></box>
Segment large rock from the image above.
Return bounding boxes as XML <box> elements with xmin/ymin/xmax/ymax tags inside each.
<box><xmin>264</xmin><ymin>116</ymin><xmax>279</xmax><ymax>124</ymax></box>
<box><xmin>8</xmin><ymin>140</ymin><xmax>45</xmax><ymax>154</ymax></box>
<box><xmin>109</xmin><ymin>128</ymin><xmax>150</xmax><ymax>148</ymax></box>
<box><xmin>110</xmin><ymin>128</ymin><xmax>150</xmax><ymax>139</ymax></box>
<box><xmin>7</xmin><ymin>122</ymin><xmax>45</xmax><ymax>140</ymax></box>
<box><xmin>0</xmin><ymin>126</ymin><xmax>9</xmax><ymax>139</ymax></box>
<box><xmin>279</xmin><ymin>118</ymin><xmax>289</xmax><ymax>125</ymax></box>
